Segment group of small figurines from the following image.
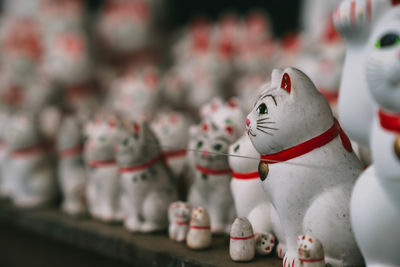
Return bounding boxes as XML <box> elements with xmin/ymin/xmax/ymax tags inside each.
<box><xmin>0</xmin><ymin>0</ymin><xmax>398</xmax><ymax>266</ymax></box>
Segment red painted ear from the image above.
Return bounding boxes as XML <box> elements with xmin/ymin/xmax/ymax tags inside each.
<box><xmin>281</xmin><ymin>73</ymin><xmax>291</xmax><ymax>94</ymax></box>
<box><xmin>202</xmin><ymin>123</ymin><xmax>209</xmax><ymax>132</ymax></box>
<box><xmin>392</xmin><ymin>0</ymin><xmax>400</xmax><ymax>5</ymax></box>
<box><xmin>308</xmin><ymin>238</ymin><xmax>313</xmax><ymax>243</ymax></box>
<box><xmin>133</xmin><ymin>123</ymin><xmax>141</xmax><ymax>132</ymax></box>
<box><xmin>227</xmin><ymin>99</ymin><xmax>238</xmax><ymax>108</ymax></box>
<box><xmin>225</xmin><ymin>125</ymin><xmax>234</xmax><ymax>136</ymax></box>
<box><xmin>169</xmin><ymin>115</ymin><xmax>179</xmax><ymax>124</ymax></box>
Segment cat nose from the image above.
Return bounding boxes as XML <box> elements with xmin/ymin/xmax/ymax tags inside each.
<box><xmin>246</xmin><ymin>118</ymin><xmax>250</xmax><ymax>126</ymax></box>
<box><xmin>201</xmin><ymin>151</ymin><xmax>209</xmax><ymax>157</ymax></box>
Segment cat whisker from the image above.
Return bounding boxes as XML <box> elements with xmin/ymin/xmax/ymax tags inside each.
<box><xmin>257</xmin><ymin>117</ymin><xmax>270</xmax><ymax>122</ymax></box>
<box><xmin>256</xmin><ymin>127</ymin><xmax>273</xmax><ymax>136</ymax></box>
<box><xmin>257</xmin><ymin>121</ymin><xmax>276</xmax><ymax>125</ymax></box>
<box><xmin>257</xmin><ymin>125</ymin><xmax>279</xmax><ymax>131</ymax></box>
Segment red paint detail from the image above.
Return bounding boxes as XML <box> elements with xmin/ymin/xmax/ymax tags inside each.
<box><xmin>284</xmin><ymin>257</ymin><xmax>287</xmax><ymax>267</ymax></box>
<box><xmin>144</xmin><ymin>71</ymin><xmax>158</xmax><ymax>87</ymax></box>
<box><xmin>201</xmin><ymin>151</ymin><xmax>209</xmax><ymax>157</ymax></box>
<box><xmin>309</xmin><ymin>238</ymin><xmax>313</xmax><ymax>242</ymax></box>
<box><xmin>88</xmin><ymin>159</ymin><xmax>116</xmax><ymax>168</ymax></box>
<box><xmin>210</xmin><ymin>103</ymin><xmax>219</xmax><ymax>112</ymax></box>
<box><xmin>202</xmin><ymin>123</ymin><xmax>209</xmax><ymax>132</ymax></box>
<box><xmin>164</xmin><ymin>149</ymin><xmax>187</xmax><ymax>159</ymax></box>
<box><xmin>392</xmin><ymin>0</ymin><xmax>400</xmax><ymax>5</ymax></box>
<box><xmin>323</xmin><ymin>18</ymin><xmax>340</xmax><ymax>43</ymax></box>
<box><xmin>302</xmin><ymin>235</ymin><xmax>305</xmax><ymax>240</ymax></box>
<box><xmin>133</xmin><ymin>123</ymin><xmax>141</xmax><ymax>132</ymax></box>
<box><xmin>281</xmin><ymin>73</ymin><xmax>291</xmax><ymax>94</ymax></box>
<box><xmin>319</xmin><ymin>88</ymin><xmax>339</xmax><ymax>103</ymax></box>
<box><xmin>270</xmin><ymin>239</ymin><xmax>274</xmax><ymax>244</ymax></box>
<box><xmin>230</xmin><ymin>234</ymin><xmax>255</xmax><ymax>240</ymax></box>
<box><xmin>58</xmin><ymin>144</ymin><xmax>83</xmax><ymax>158</ymax></box>
<box><xmin>299</xmin><ymin>257</ymin><xmax>325</xmax><ymax>263</ymax></box>
<box><xmin>190</xmin><ymin>225</ymin><xmax>210</xmax><ymax>230</ymax></box>
<box><xmin>57</xmin><ymin>34</ymin><xmax>84</xmax><ymax>58</ymax></box>
<box><xmin>174</xmin><ymin>221</ymin><xmax>189</xmax><ymax>226</ymax></box>
<box><xmin>10</xmin><ymin>143</ymin><xmax>46</xmax><ymax>158</ymax></box>
<box><xmin>119</xmin><ymin>154</ymin><xmax>164</xmax><ymax>173</ymax></box>
<box><xmin>169</xmin><ymin>115</ymin><xmax>179</xmax><ymax>124</ymax></box>
<box><xmin>232</xmin><ymin>171</ymin><xmax>259</xmax><ymax>180</ymax></box>
<box><xmin>246</xmin><ymin>118</ymin><xmax>250</xmax><ymax>126</ymax></box>
<box><xmin>228</xmin><ymin>99</ymin><xmax>238</xmax><ymax>108</ymax></box>
<box><xmin>196</xmin><ymin>165</ymin><xmax>232</xmax><ymax>175</ymax></box>
<box><xmin>350</xmin><ymin>1</ymin><xmax>356</xmax><ymax>25</ymax></box>
<box><xmin>378</xmin><ymin>109</ymin><xmax>400</xmax><ymax>133</ymax></box>
<box><xmin>367</xmin><ymin>0</ymin><xmax>372</xmax><ymax>20</ymax></box>
<box><xmin>266</xmin><ymin>246</ymin><xmax>270</xmax><ymax>251</ymax></box>
<box><xmin>292</xmin><ymin>259</ymin><xmax>295</xmax><ymax>267</ymax></box>
<box><xmin>282</xmin><ymin>33</ymin><xmax>301</xmax><ymax>53</ymax></box>
<box><xmin>261</xmin><ymin>118</ymin><xmax>352</xmax><ymax>163</ymax></box>
<box><xmin>225</xmin><ymin>125</ymin><xmax>234</xmax><ymax>135</ymax></box>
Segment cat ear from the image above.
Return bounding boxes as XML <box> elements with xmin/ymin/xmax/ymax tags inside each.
<box><xmin>280</xmin><ymin>73</ymin><xmax>291</xmax><ymax>94</ymax></box>
<box><xmin>225</xmin><ymin>125</ymin><xmax>234</xmax><ymax>136</ymax></box>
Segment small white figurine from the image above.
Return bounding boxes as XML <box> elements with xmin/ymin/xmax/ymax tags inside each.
<box><xmin>5</xmin><ymin>112</ymin><xmax>56</xmax><ymax>208</ymax></box>
<box><xmin>246</xmin><ymin>68</ymin><xmax>364</xmax><ymax>266</ymax></box>
<box><xmin>229</xmin><ymin>217</ymin><xmax>255</xmax><ymax>262</ymax></box>
<box><xmin>57</xmin><ymin>115</ymin><xmax>87</xmax><ymax>216</ymax></box>
<box><xmin>186</xmin><ymin>206</ymin><xmax>212</xmax><ymax>250</ymax></box>
<box><xmin>297</xmin><ymin>235</ymin><xmax>325</xmax><ymax>267</ymax></box>
<box><xmin>187</xmin><ymin>120</ymin><xmax>236</xmax><ymax>233</ymax></box>
<box><xmin>350</xmin><ymin>6</ymin><xmax>400</xmax><ymax>266</ymax></box>
<box><xmin>255</xmin><ymin>233</ymin><xmax>275</xmax><ymax>256</ymax></box>
<box><xmin>168</xmin><ymin>201</ymin><xmax>191</xmax><ymax>242</ymax></box>
<box><xmin>84</xmin><ymin>113</ymin><xmax>121</xmax><ymax>222</ymax></box>
<box><xmin>116</xmin><ymin>119</ymin><xmax>177</xmax><ymax>232</ymax></box>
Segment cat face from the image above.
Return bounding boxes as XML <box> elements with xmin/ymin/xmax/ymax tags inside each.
<box><xmin>366</xmin><ymin>9</ymin><xmax>400</xmax><ymax>113</ymax></box>
<box><xmin>228</xmin><ymin>133</ymin><xmax>260</xmax><ymax>173</ymax></box>
<box><xmin>190</xmin><ymin>206</ymin><xmax>210</xmax><ymax>226</ymax></box>
<box><xmin>193</xmin><ymin>120</ymin><xmax>235</xmax><ymax>170</ymax></box>
<box><xmin>255</xmin><ymin>233</ymin><xmax>275</xmax><ymax>255</ymax></box>
<box><xmin>297</xmin><ymin>235</ymin><xmax>324</xmax><ymax>260</ymax></box>
<box><xmin>57</xmin><ymin>116</ymin><xmax>83</xmax><ymax>151</ymax></box>
<box><xmin>168</xmin><ymin>201</ymin><xmax>191</xmax><ymax>223</ymax></box>
<box><xmin>5</xmin><ymin>113</ymin><xmax>42</xmax><ymax>150</ymax></box>
<box><xmin>246</xmin><ymin>68</ymin><xmax>333</xmax><ymax>155</ymax></box>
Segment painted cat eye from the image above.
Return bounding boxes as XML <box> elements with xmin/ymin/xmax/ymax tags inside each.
<box><xmin>257</xmin><ymin>103</ymin><xmax>268</xmax><ymax>114</ymax></box>
<box><xmin>123</xmin><ymin>139</ymin><xmax>130</xmax><ymax>146</ymax></box>
<box><xmin>197</xmin><ymin>141</ymin><xmax>203</xmax><ymax>148</ymax></box>
<box><xmin>375</xmin><ymin>33</ymin><xmax>400</xmax><ymax>48</ymax></box>
<box><xmin>234</xmin><ymin>144</ymin><xmax>240</xmax><ymax>152</ymax></box>
<box><xmin>99</xmin><ymin>136</ymin><xmax>107</xmax><ymax>142</ymax></box>
<box><xmin>213</xmin><ymin>144</ymin><xmax>223</xmax><ymax>151</ymax></box>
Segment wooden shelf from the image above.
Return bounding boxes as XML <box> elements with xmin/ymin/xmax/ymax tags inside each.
<box><xmin>0</xmin><ymin>200</ymin><xmax>282</xmax><ymax>267</ymax></box>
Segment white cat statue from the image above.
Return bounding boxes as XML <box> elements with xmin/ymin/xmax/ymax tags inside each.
<box><xmin>168</xmin><ymin>201</ymin><xmax>191</xmax><ymax>242</ymax></box>
<box><xmin>5</xmin><ymin>112</ymin><xmax>57</xmax><ymax>208</ymax></box>
<box><xmin>84</xmin><ymin>113</ymin><xmax>121</xmax><ymax>222</ymax></box>
<box><xmin>187</xmin><ymin>120</ymin><xmax>236</xmax><ymax>233</ymax></box>
<box><xmin>57</xmin><ymin>115</ymin><xmax>87</xmax><ymax>216</ymax></box>
<box><xmin>297</xmin><ymin>235</ymin><xmax>325</xmax><ymax>267</ymax></box>
<box><xmin>246</xmin><ymin>68</ymin><xmax>364</xmax><ymax>267</ymax></box>
<box><xmin>350</xmin><ymin>8</ymin><xmax>400</xmax><ymax>266</ymax></box>
<box><xmin>116</xmin><ymin>119</ymin><xmax>177</xmax><ymax>232</ymax></box>
<box><xmin>229</xmin><ymin>133</ymin><xmax>285</xmax><ymax>257</ymax></box>
<box><xmin>186</xmin><ymin>206</ymin><xmax>212</xmax><ymax>250</ymax></box>
<box><xmin>229</xmin><ymin>217</ymin><xmax>255</xmax><ymax>262</ymax></box>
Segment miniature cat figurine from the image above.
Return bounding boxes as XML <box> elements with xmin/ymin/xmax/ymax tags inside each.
<box><xmin>246</xmin><ymin>68</ymin><xmax>364</xmax><ymax>266</ymax></box>
<box><xmin>57</xmin><ymin>115</ymin><xmax>87</xmax><ymax>216</ymax></box>
<box><xmin>350</xmin><ymin>8</ymin><xmax>400</xmax><ymax>266</ymax></box>
<box><xmin>168</xmin><ymin>201</ymin><xmax>191</xmax><ymax>242</ymax></box>
<box><xmin>84</xmin><ymin>113</ymin><xmax>121</xmax><ymax>222</ymax></box>
<box><xmin>116</xmin><ymin>119</ymin><xmax>177</xmax><ymax>232</ymax></box>
<box><xmin>229</xmin><ymin>133</ymin><xmax>285</xmax><ymax>257</ymax></box>
<box><xmin>186</xmin><ymin>206</ymin><xmax>212</xmax><ymax>250</ymax></box>
<box><xmin>255</xmin><ymin>233</ymin><xmax>275</xmax><ymax>256</ymax></box>
<box><xmin>4</xmin><ymin>112</ymin><xmax>57</xmax><ymax>208</ymax></box>
<box><xmin>229</xmin><ymin>217</ymin><xmax>255</xmax><ymax>262</ymax></box>
<box><xmin>187</xmin><ymin>120</ymin><xmax>236</xmax><ymax>233</ymax></box>
<box><xmin>297</xmin><ymin>235</ymin><xmax>325</xmax><ymax>267</ymax></box>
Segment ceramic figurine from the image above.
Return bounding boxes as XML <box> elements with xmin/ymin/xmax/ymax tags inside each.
<box><xmin>186</xmin><ymin>206</ymin><xmax>212</xmax><ymax>250</ymax></box>
<box><xmin>255</xmin><ymin>233</ymin><xmax>275</xmax><ymax>256</ymax></box>
<box><xmin>116</xmin><ymin>119</ymin><xmax>177</xmax><ymax>232</ymax></box>
<box><xmin>246</xmin><ymin>68</ymin><xmax>364</xmax><ymax>266</ymax></box>
<box><xmin>168</xmin><ymin>201</ymin><xmax>191</xmax><ymax>242</ymax></box>
<box><xmin>229</xmin><ymin>133</ymin><xmax>285</xmax><ymax>257</ymax></box>
<box><xmin>229</xmin><ymin>217</ymin><xmax>255</xmax><ymax>262</ymax></box>
<box><xmin>187</xmin><ymin>120</ymin><xmax>236</xmax><ymax>233</ymax></box>
<box><xmin>350</xmin><ymin>7</ymin><xmax>400</xmax><ymax>266</ymax></box>
<box><xmin>84</xmin><ymin>113</ymin><xmax>121</xmax><ymax>222</ymax></box>
<box><xmin>57</xmin><ymin>116</ymin><xmax>87</xmax><ymax>216</ymax></box>
<box><xmin>333</xmin><ymin>0</ymin><xmax>394</xmax><ymax>147</ymax></box>
<box><xmin>4</xmin><ymin>112</ymin><xmax>56</xmax><ymax>208</ymax></box>
<box><xmin>297</xmin><ymin>235</ymin><xmax>325</xmax><ymax>267</ymax></box>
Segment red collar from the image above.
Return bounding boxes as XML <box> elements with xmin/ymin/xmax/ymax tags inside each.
<box><xmin>189</xmin><ymin>225</ymin><xmax>211</xmax><ymax>230</ymax></box>
<box><xmin>230</xmin><ymin>234</ymin><xmax>255</xmax><ymax>240</ymax></box>
<box><xmin>261</xmin><ymin>118</ymin><xmax>352</xmax><ymax>164</ymax></box>
<box><xmin>164</xmin><ymin>149</ymin><xmax>187</xmax><ymax>159</ymax></box>
<box><xmin>174</xmin><ymin>221</ymin><xmax>189</xmax><ymax>226</ymax></box>
<box><xmin>88</xmin><ymin>159</ymin><xmax>116</xmax><ymax>168</ymax></box>
<box><xmin>299</xmin><ymin>258</ymin><xmax>325</xmax><ymax>263</ymax></box>
<box><xmin>10</xmin><ymin>143</ymin><xmax>46</xmax><ymax>158</ymax></box>
<box><xmin>196</xmin><ymin>165</ymin><xmax>232</xmax><ymax>175</ymax></box>
<box><xmin>379</xmin><ymin>109</ymin><xmax>400</xmax><ymax>133</ymax></box>
<box><xmin>119</xmin><ymin>154</ymin><xmax>164</xmax><ymax>173</ymax></box>
<box><xmin>319</xmin><ymin>88</ymin><xmax>338</xmax><ymax>103</ymax></box>
<box><xmin>232</xmin><ymin>171</ymin><xmax>259</xmax><ymax>180</ymax></box>
<box><xmin>58</xmin><ymin>144</ymin><xmax>83</xmax><ymax>158</ymax></box>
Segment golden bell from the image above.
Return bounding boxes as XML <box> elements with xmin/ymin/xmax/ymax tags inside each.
<box><xmin>394</xmin><ymin>135</ymin><xmax>400</xmax><ymax>161</ymax></box>
<box><xmin>258</xmin><ymin>161</ymin><xmax>269</xmax><ymax>181</ymax></box>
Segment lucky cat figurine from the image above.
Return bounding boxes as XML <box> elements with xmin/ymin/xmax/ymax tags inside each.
<box><xmin>116</xmin><ymin>119</ymin><xmax>177</xmax><ymax>232</ymax></box>
<box><xmin>297</xmin><ymin>235</ymin><xmax>326</xmax><ymax>267</ymax></box>
<box><xmin>229</xmin><ymin>217</ymin><xmax>255</xmax><ymax>262</ymax></box>
<box><xmin>84</xmin><ymin>113</ymin><xmax>121</xmax><ymax>222</ymax></box>
<box><xmin>187</xmin><ymin>120</ymin><xmax>236</xmax><ymax>233</ymax></box>
<box><xmin>57</xmin><ymin>115</ymin><xmax>87</xmax><ymax>216</ymax></box>
<box><xmin>246</xmin><ymin>68</ymin><xmax>364</xmax><ymax>266</ymax></box>
<box><xmin>255</xmin><ymin>233</ymin><xmax>276</xmax><ymax>256</ymax></box>
<box><xmin>186</xmin><ymin>206</ymin><xmax>212</xmax><ymax>250</ymax></box>
<box><xmin>168</xmin><ymin>201</ymin><xmax>191</xmax><ymax>242</ymax></box>
<box><xmin>350</xmin><ymin>8</ymin><xmax>400</xmax><ymax>266</ymax></box>
<box><xmin>229</xmin><ymin>133</ymin><xmax>285</xmax><ymax>257</ymax></box>
<box><xmin>4</xmin><ymin>112</ymin><xmax>57</xmax><ymax>208</ymax></box>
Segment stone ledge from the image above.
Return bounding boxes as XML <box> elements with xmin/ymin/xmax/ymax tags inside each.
<box><xmin>0</xmin><ymin>200</ymin><xmax>281</xmax><ymax>267</ymax></box>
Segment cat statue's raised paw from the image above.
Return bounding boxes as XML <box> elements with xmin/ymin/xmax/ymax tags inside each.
<box><xmin>116</xmin><ymin>119</ymin><xmax>177</xmax><ymax>233</ymax></box>
<box><xmin>229</xmin><ymin>217</ymin><xmax>255</xmax><ymax>262</ymax></box>
<box><xmin>168</xmin><ymin>201</ymin><xmax>191</xmax><ymax>242</ymax></box>
<box><xmin>297</xmin><ymin>235</ymin><xmax>325</xmax><ymax>267</ymax></box>
<box><xmin>186</xmin><ymin>206</ymin><xmax>212</xmax><ymax>250</ymax></box>
<box><xmin>350</xmin><ymin>7</ymin><xmax>400</xmax><ymax>266</ymax></box>
<box><xmin>246</xmin><ymin>67</ymin><xmax>364</xmax><ymax>267</ymax></box>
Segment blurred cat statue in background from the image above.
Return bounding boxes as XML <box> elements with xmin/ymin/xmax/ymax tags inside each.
<box><xmin>186</xmin><ymin>206</ymin><xmax>212</xmax><ymax>250</ymax></box>
<box><xmin>168</xmin><ymin>201</ymin><xmax>191</xmax><ymax>242</ymax></box>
